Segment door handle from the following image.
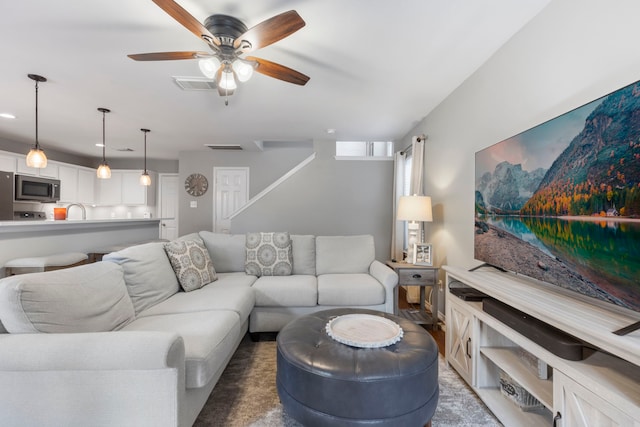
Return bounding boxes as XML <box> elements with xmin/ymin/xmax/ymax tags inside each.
<box><xmin>553</xmin><ymin>412</ymin><xmax>562</xmax><ymax>427</ymax></box>
<box><xmin>466</xmin><ymin>338</ymin><xmax>472</xmax><ymax>358</ymax></box>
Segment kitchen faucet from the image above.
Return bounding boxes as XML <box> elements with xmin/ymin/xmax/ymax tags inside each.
<box><xmin>66</xmin><ymin>203</ymin><xmax>86</xmax><ymax>220</ymax></box>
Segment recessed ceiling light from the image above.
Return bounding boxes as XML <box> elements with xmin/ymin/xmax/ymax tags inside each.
<box><xmin>326</xmin><ymin>128</ymin><xmax>336</xmax><ymax>134</ymax></box>
<box><xmin>95</xmin><ymin>143</ymin><xmax>105</xmax><ymax>147</ymax></box>
<box><xmin>0</xmin><ymin>113</ymin><xmax>16</xmax><ymax>119</ymax></box>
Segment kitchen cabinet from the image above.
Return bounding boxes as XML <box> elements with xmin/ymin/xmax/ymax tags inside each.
<box><xmin>15</xmin><ymin>156</ymin><xmax>58</xmax><ymax>178</ymax></box>
<box><xmin>77</xmin><ymin>169</ymin><xmax>96</xmax><ymax>204</ymax></box>
<box><xmin>59</xmin><ymin>165</ymin><xmax>96</xmax><ymax>204</ymax></box>
<box><xmin>0</xmin><ymin>154</ymin><xmax>16</xmax><ymax>172</ymax></box>
<box><xmin>97</xmin><ymin>170</ymin><xmax>156</xmax><ymax>206</ymax></box>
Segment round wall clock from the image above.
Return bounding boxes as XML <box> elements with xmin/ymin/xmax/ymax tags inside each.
<box><xmin>184</xmin><ymin>173</ymin><xmax>208</xmax><ymax>197</ymax></box>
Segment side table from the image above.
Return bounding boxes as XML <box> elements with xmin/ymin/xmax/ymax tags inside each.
<box><xmin>386</xmin><ymin>261</ymin><xmax>439</xmax><ymax>329</ymax></box>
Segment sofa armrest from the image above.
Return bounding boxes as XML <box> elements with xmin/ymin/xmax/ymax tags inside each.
<box><xmin>0</xmin><ymin>331</ymin><xmax>185</xmax><ymax>427</ymax></box>
<box><xmin>369</xmin><ymin>260</ymin><xmax>398</xmax><ymax>313</ymax></box>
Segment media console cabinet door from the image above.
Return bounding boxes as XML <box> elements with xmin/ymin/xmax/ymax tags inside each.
<box><xmin>553</xmin><ymin>370</ymin><xmax>634</xmax><ymax>426</ymax></box>
<box><xmin>446</xmin><ymin>297</ymin><xmax>475</xmax><ymax>385</ymax></box>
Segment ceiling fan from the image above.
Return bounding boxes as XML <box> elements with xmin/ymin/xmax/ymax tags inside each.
<box><xmin>128</xmin><ymin>0</ymin><xmax>310</xmax><ymax>104</ymax></box>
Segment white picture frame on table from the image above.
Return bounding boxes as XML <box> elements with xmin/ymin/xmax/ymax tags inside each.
<box><xmin>413</xmin><ymin>243</ymin><xmax>433</xmax><ymax>266</ymax></box>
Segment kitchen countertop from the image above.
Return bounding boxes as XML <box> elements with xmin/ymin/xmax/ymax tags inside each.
<box><xmin>0</xmin><ymin>218</ymin><xmax>161</xmax><ymax>233</ymax></box>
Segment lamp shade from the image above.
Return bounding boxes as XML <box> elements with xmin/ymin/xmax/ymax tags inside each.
<box><xmin>397</xmin><ymin>195</ymin><xmax>433</xmax><ymax>222</ymax></box>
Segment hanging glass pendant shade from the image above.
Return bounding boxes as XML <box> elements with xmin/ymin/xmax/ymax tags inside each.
<box><xmin>140</xmin><ymin>128</ymin><xmax>151</xmax><ymax>186</ymax></box>
<box><xmin>96</xmin><ymin>108</ymin><xmax>111</xmax><ymax>179</ymax></box>
<box><xmin>25</xmin><ymin>74</ymin><xmax>48</xmax><ymax>168</ymax></box>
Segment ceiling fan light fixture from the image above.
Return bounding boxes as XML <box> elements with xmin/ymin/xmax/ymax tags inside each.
<box><xmin>198</xmin><ymin>57</ymin><xmax>220</xmax><ymax>79</ymax></box>
<box><xmin>232</xmin><ymin>59</ymin><xmax>254</xmax><ymax>82</ymax></box>
<box><xmin>219</xmin><ymin>67</ymin><xmax>237</xmax><ymax>90</ymax></box>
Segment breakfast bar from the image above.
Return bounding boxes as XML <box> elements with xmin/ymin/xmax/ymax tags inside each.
<box><xmin>0</xmin><ymin>219</ymin><xmax>161</xmax><ymax>277</ymax></box>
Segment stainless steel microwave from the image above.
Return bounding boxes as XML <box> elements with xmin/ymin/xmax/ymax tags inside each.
<box><xmin>15</xmin><ymin>174</ymin><xmax>60</xmax><ymax>202</ymax></box>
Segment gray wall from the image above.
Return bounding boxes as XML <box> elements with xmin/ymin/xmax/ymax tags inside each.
<box><xmin>398</xmin><ymin>0</ymin><xmax>640</xmax><ymax>317</ymax></box>
<box><xmin>231</xmin><ymin>140</ymin><xmax>394</xmax><ymax>262</ymax></box>
<box><xmin>178</xmin><ymin>142</ymin><xmax>315</xmax><ymax>235</ymax></box>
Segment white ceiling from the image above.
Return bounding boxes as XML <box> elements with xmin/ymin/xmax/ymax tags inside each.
<box><xmin>0</xmin><ymin>0</ymin><xmax>551</xmax><ymax>160</ymax></box>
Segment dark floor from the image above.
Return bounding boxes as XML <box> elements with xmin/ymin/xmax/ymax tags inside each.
<box><xmin>398</xmin><ymin>287</ymin><xmax>445</xmax><ymax>356</ymax></box>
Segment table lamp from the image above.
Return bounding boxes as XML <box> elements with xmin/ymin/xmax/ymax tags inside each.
<box><xmin>396</xmin><ymin>195</ymin><xmax>433</xmax><ymax>263</ymax></box>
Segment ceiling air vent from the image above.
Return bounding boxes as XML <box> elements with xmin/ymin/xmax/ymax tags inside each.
<box><xmin>205</xmin><ymin>144</ymin><xmax>243</xmax><ymax>151</ymax></box>
<box><xmin>173</xmin><ymin>76</ymin><xmax>217</xmax><ymax>91</ymax></box>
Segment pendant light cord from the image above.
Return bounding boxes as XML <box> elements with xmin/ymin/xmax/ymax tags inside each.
<box><xmin>102</xmin><ymin>110</ymin><xmax>106</xmax><ymax>161</ymax></box>
<box><xmin>34</xmin><ymin>79</ymin><xmax>39</xmax><ymax>149</ymax></box>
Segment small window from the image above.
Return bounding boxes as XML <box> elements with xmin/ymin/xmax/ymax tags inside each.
<box><xmin>335</xmin><ymin>141</ymin><xmax>394</xmax><ymax>160</ymax></box>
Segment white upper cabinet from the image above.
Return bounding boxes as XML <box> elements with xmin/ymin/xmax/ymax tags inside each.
<box><xmin>58</xmin><ymin>164</ymin><xmax>96</xmax><ymax>204</ymax></box>
<box><xmin>97</xmin><ymin>170</ymin><xmax>156</xmax><ymax>206</ymax></box>
<box><xmin>15</xmin><ymin>156</ymin><xmax>59</xmax><ymax>178</ymax></box>
<box><xmin>0</xmin><ymin>154</ymin><xmax>16</xmax><ymax>173</ymax></box>
<box><xmin>77</xmin><ymin>169</ymin><xmax>96</xmax><ymax>205</ymax></box>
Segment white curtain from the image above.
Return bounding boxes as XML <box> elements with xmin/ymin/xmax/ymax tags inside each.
<box><xmin>409</xmin><ymin>135</ymin><xmax>426</xmax><ymax>241</ymax></box>
<box><xmin>390</xmin><ymin>151</ymin><xmax>406</xmax><ymax>261</ymax></box>
<box><xmin>410</xmin><ymin>135</ymin><xmax>425</xmax><ymax>197</ymax></box>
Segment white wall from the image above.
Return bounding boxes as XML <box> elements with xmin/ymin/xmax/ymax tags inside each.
<box><xmin>398</xmin><ymin>0</ymin><xmax>640</xmax><ymax>313</ymax></box>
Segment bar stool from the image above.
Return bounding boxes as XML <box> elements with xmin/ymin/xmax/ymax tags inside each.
<box><xmin>4</xmin><ymin>253</ymin><xmax>88</xmax><ymax>276</ymax></box>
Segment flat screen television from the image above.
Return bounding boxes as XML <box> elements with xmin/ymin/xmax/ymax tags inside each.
<box><xmin>475</xmin><ymin>79</ymin><xmax>640</xmax><ymax>335</ymax></box>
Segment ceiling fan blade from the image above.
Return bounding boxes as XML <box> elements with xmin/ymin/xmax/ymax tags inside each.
<box><xmin>128</xmin><ymin>51</ymin><xmax>211</xmax><ymax>61</ymax></box>
<box><xmin>233</xmin><ymin>10</ymin><xmax>305</xmax><ymax>52</ymax></box>
<box><xmin>152</xmin><ymin>0</ymin><xmax>221</xmax><ymax>47</ymax></box>
<box><xmin>247</xmin><ymin>56</ymin><xmax>310</xmax><ymax>86</ymax></box>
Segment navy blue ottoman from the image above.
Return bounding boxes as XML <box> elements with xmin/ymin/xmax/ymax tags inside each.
<box><xmin>276</xmin><ymin>308</ymin><xmax>439</xmax><ymax>426</ymax></box>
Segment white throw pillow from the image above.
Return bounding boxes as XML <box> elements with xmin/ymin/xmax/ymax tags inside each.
<box><xmin>164</xmin><ymin>238</ymin><xmax>217</xmax><ymax>291</ymax></box>
<box><xmin>245</xmin><ymin>232</ymin><xmax>293</xmax><ymax>277</ymax></box>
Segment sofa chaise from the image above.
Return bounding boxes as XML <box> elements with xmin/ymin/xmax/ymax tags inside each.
<box><xmin>0</xmin><ymin>232</ymin><xmax>398</xmax><ymax>427</ymax></box>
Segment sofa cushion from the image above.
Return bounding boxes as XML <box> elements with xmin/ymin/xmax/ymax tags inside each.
<box><xmin>122</xmin><ymin>310</ymin><xmax>241</xmax><ymax>389</ymax></box>
<box><xmin>291</xmin><ymin>235</ymin><xmax>316</xmax><ymax>276</ymax></box>
<box><xmin>0</xmin><ymin>262</ymin><xmax>135</xmax><ymax>333</ymax></box>
<box><xmin>212</xmin><ymin>272</ymin><xmax>258</xmax><ymax>287</ymax></box>
<box><xmin>317</xmin><ymin>273</ymin><xmax>385</xmax><ymax>306</ymax></box>
<box><xmin>139</xmin><ymin>284</ymin><xmax>255</xmax><ymax>321</ymax></box>
<box><xmin>103</xmin><ymin>242</ymin><xmax>180</xmax><ymax>315</ymax></box>
<box><xmin>164</xmin><ymin>238</ymin><xmax>217</xmax><ymax>292</ymax></box>
<box><xmin>245</xmin><ymin>232</ymin><xmax>293</xmax><ymax>277</ymax></box>
<box><xmin>315</xmin><ymin>235</ymin><xmax>375</xmax><ymax>275</ymax></box>
<box><xmin>253</xmin><ymin>275</ymin><xmax>318</xmax><ymax>307</ymax></box>
<box><xmin>198</xmin><ymin>232</ymin><xmax>246</xmax><ymax>273</ymax></box>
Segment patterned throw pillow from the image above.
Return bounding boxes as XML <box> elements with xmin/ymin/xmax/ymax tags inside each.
<box><xmin>164</xmin><ymin>238</ymin><xmax>217</xmax><ymax>292</ymax></box>
<box><xmin>245</xmin><ymin>232</ymin><xmax>293</xmax><ymax>276</ymax></box>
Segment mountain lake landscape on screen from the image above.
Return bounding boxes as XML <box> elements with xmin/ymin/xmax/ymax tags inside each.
<box><xmin>475</xmin><ymin>79</ymin><xmax>640</xmax><ymax>314</ymax></box>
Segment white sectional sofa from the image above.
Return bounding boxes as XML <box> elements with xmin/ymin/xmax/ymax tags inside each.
<box><xmin>0</xmin><ymin>232</ymin><xmax>397</xmax><ymax>427</ymax></box>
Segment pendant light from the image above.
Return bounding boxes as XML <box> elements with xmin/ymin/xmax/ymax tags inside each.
<box><xmin>25</xmin><ymin>74</ymin><xmax>48</xmax><ymax>168</ymax></box>
<box><xmin>96</xmin><ymin>107</ymin><xmax>111</xmax><ymax>179</ymax></box>
<box><xmin>139</xmin><ymin>128</ymin><xmax>151</xmax><ymax>186</ymax></box>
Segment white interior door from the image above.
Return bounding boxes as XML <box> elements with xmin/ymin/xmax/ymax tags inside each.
<box><xmin>214</xmin><ymin>167</ymin><xmax>249</xmax><ymax>233</ymax></box>
<box><xmin>159</xmin><ymin>174</ymin><xmax>179</xmax><ymax>240</ymax></box>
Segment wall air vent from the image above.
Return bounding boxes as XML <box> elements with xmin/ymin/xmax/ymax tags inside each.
<box><xmin>116</xmin><ymin>148</ymin><xmax>134</xmax><ymax>152</ymax></box>
<box><xmin>205</xmin><ymin>144</ymin><xmax>243</xmax><ymax>151</ymax></box>
<box><xmin>173</xmin><ymin>76</ymin><xmax>217</xmax><ymax>91</ymax></box>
